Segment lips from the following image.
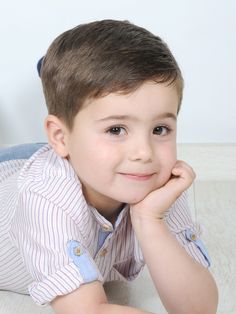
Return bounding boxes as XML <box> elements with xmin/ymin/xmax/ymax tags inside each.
<box><xmin>119</xmin><ymin>172</ymin><xmax>155</xmax><ymax>181</ymax></box>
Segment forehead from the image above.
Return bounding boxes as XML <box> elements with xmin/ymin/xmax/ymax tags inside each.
<box><xmin>81</xmin><ymin>82</ymin><xmax>179</xmax><ymax>118</ymax></box>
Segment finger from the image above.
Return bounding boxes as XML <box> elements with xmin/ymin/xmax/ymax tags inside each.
<box><xmin>172</xmin><ymin>161</ymin><xmax>196</xmax><ymax>179</ymax></box>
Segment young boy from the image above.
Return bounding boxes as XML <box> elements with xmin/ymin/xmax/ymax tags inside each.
<box><xmin>0</xmin><ymin>20</ymin><xmax>218</xmax><ymax>313</ymax></box>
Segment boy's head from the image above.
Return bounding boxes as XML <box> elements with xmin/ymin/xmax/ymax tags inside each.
<box><xmin>40</xmin><ymin>19</ymin><xmax>183</xmax><ymax>131</ymax></box>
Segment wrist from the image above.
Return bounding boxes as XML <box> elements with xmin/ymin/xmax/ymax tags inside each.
<box><xmin>130</xmin><ymin>211</ymin><xmax>173</xmax><ymax>253</ymax></box>
<box><xmin>130</xmin><ymin>209</ymin><xmax>166</xmax><ymax>231</ymax></box>
<box><xmin>130</xmin><ymin>207</ymin><xmax>165</xmax><ymax>224</ymax></box>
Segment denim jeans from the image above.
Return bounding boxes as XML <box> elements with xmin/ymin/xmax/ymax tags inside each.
<box><xmin>0</xmin><ymin>143</ymin><xmax>46</xmax><ymax>163</ymax></box>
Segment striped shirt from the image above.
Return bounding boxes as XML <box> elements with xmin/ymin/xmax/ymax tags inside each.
<box><xmin>0</xmin><ymin>144</ymin><xmax>210</xmax><ymax>306</ymax></box>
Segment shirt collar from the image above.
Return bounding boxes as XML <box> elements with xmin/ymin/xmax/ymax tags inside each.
<box><xmin>89</xmin><ymin>203</ymin><xmax>129</xmax><ymax>231</ymax></box>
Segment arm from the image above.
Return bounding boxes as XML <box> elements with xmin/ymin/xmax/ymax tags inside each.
<box><xmin>130</xmin><ymin>161</ymin><xmax>218</xmax><ymax>314</ymax></box>
<box><xmin>52</xmin><ymin>281</ymin><xmax>155</xmax><ymax>314</ymax></box>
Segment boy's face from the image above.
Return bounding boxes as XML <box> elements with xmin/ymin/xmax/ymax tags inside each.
<box><xmin>64</xmin><ymin>82</ymin><xmax>179</xmax><ymax>213</ymax></box>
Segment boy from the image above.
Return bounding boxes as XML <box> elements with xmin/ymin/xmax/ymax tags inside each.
<box><xmin>0</xmin><ymin>20</ymin><xmax>218</xmax><ymax>313</ymax></box>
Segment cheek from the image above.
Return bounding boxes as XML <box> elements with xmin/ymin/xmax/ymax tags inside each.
<box><xmin>75</xmin><ymin>138</ymin><xmax>120</xmax><ymax>171</ymax></box>
<box><xmin>157</xmin><ymin>146</ymin><xmax>177</xmax><ymax>179</ymax></box>
<box><xmin>167</xmin><ymin>155</ymin><xmax>177</xmax><ymax>174</ymax></box>
<box><xmin>159</xmin><ymin>144</ymin><xmax>176</xmax><ymax>165</ymax></box>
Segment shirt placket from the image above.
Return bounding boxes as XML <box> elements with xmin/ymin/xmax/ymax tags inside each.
<box><xmin>95</xmin><ymin>223</ymin><xmax>113</xmax><ymax>259</ymax></box>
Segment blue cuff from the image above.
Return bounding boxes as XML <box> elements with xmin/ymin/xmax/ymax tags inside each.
<box><xmin>67</xmin><ymin>240</ymin><xmax>99</xmax><ymax>282</ymax></box>
<box><xmin>185</xmin><ymin>228</ymin><xmax>211</xmax><ymax>267</ymax></box>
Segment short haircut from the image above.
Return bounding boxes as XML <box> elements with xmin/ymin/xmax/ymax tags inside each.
<box><xmin>40</xmin><ymin>19</ymin><xmax>184</xmax><ymax>130</ymax></box>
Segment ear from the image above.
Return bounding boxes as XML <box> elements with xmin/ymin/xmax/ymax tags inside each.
<box><xmin>44</xmin><ymin>115</ymin><xmax>69</xmax><ymax>158</ymax></box>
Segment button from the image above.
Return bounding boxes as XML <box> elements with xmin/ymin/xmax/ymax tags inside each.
<box><xmin>67</xmin><ymin>240</ymin><xmax>100</xmax><ymax>282</ymax></box>
<box><xmin>102</xmin><ymin>224</ymin><xmax>112</xmax><ymax>232</ymax></box>
<box><xmin>190</xmin><ymin>233</ymin><xmax>197</xmax><ymax>241</ymax></box>
<box><xmin>185</xmin><ymin>228</ymin><xmax>198</xmax><ymax>242</ymax></box>
<box><xmin>184</xmin><ymin>229</ymin><xmax>211</xmax><ymax>267</ymax></box>
<box><xmin>100</xmin><ymin>248</ymin><xmax>108</xmax><ymax>257</ymax></box>
<box><xmin>73</xmin><ymin>246</ymin><xmax>82</xmax><ymax>256</ymax></box>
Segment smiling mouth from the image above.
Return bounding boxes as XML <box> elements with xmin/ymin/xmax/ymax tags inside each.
<box><xmin>119</xmin><ymin>173</ymin><xmax>155</xmax><ymax>181</ymax></box>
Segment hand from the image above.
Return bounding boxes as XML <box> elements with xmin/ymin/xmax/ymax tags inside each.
<box><xmin>130</xmin><ymin>160</ymin><xmax>196</xmax><ymax>221</ymax></box>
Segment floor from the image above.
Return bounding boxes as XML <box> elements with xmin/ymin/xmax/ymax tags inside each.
<box><xmin>0</xmin><ymin>144</ymin><xmax>235</xmax><ymax>313</ymax></box>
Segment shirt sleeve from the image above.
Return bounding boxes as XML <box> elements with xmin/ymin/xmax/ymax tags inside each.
<box><xmin>132</xmin><ymin>190</ymin><xmax>211</xmax><ymax>269</ymax></box>
<box><xmin>10</xmin><ymin>191</ymin><xmax>103</xmax><ymax>306</ymax></box>
<box><xmin>165</xmin><ymin>190</ymin><xmax>211</xmax><ymax>268</ymax></box>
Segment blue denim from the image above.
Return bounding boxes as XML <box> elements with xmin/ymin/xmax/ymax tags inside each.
<box><xmin>0</xmin><ymin>143</ymin><xmax>46</xmax><ymax>163</ymax></box>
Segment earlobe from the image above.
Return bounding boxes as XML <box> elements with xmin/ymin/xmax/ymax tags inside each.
<box><xmin>44</xmin><ymin>115</ymin><xmax>69</xmax><ymax>158</ymax></box>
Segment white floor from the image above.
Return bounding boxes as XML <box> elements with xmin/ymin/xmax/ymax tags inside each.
<box><xmin>0</xmin><ymin>144</ymin><xmax>235</xmax><ymax>313</ymax></box>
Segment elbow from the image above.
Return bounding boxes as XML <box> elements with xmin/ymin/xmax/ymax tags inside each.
<box><xmin>192</xmin><ymin>269</ymin><xmax>219</xmax><ymax>314</ymax></box>
<box><xmin>203</xmin><ymin>275</ymin><xmax>218</xmax><ymax>314</ymax></box>
<box><xmin>87</xmin><ymin>302</ymin><xmax>108</xmax><ymax>314</ymax></box>
<box><xmin>193</xmin><ymin>277</ymin><xmax>218</xmax><ymax>314</ymax></box>
<box><xmin>175</xmin><ymin>277</ymin><xmax>219</xmax><ymax>314</ymax></box>
<box><xmin>206</xmin><ymin>281</ymin><xmax>219</xmax><ymax>314</ymax></box>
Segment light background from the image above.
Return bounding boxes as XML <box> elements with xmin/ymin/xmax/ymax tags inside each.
<box><xmin>0</xmin><ymin>0</ymin><xmax>235</xmax><ymax>145</ymax></box>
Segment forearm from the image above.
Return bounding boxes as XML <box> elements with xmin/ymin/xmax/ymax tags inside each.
<box><xmin>97</xmin><ymin>303</ymin><xmax>154</xmax><ymax>314</ymax></box>
<box><xmin>131</xmin><ymin>214</ymin><xmax>218</xmax><ymax>314</ymax></box>
<box><xmin>52</xmin><ymin>281</ymin><xmax>156</xmax><ymax>314</ymax></box>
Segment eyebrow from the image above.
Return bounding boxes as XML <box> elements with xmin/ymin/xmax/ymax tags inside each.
<box><xmin>96</xmin><ymin>112</ymin><xmax>177</xmax><ymax>122</ymax></box>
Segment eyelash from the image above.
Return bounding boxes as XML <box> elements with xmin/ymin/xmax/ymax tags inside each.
<box><xmin>106</xmin><ymin>126</ymin><xmax>127</xmax><ymax>136</ymax></box>
<box><xmin>106</xmin><ymin>125</ymin><xmax>172</xmax><ymax>136</ymax></box>
<box><xmin>153</xmin><ymin>125</ymin><xmax>172</xmax><ymax>136</ymax></box>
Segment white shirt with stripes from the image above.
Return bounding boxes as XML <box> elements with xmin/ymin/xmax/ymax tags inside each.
<box><xmin>0</xmin><ymin>144</ymin><xmax>210</xmax><ymax>306</ymax></box>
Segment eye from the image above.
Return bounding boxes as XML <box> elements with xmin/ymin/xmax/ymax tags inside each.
<box><xmin>106</xmin><ymin>126</ymin><xmax>127</xmax><ymax>136</ymax></box>
<box><xmin>153</xmin><ymin>126</ymin><xmax>171</xmax><ymax>136</ymax></box>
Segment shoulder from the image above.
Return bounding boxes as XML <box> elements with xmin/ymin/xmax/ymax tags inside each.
<box><xmin>18</xmin><ymin>144</ymin><xmax>78</xmax><ymax>191</ymax></box>
<box><xmin>17</xmin><ymin>144</ymin><xmax>87</xmax><ymax>220</ymax></box>
<box><xmin>18</xmin><ymin>144</ymin><xmax>77</xmax><ymax>182</ymax></box>
<box><xmin>0</xmin><ymin>159</ymin><xmax>25</xmax><ymax>184</ymax></box>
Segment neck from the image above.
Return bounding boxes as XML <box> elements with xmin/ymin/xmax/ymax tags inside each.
<box><xmin>82</xmin><ymin>184</ymin><xmax>124</xmax><ymax>223</ymax></box>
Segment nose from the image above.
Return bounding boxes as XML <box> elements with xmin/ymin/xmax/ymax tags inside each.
<box><xmin>128</xmin><ymin>135</ymin><xmax>153</xmax><ymax>163</ymax></box>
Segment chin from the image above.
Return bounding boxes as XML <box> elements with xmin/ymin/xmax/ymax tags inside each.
<box><xmin>121</xmin><ymin>192</ymin><xmax>150</xmax><ymax>205</ymax></box>
<box><xmin>122</xmin><ymin>182</ymin><xmax>167</xmax><ymax>205</ymax></box>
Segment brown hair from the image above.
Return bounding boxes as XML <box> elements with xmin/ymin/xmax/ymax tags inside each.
<box><xmin>41</xmin><ymin>19</ymin><xmax>184</xmax><ymax>130</ymax></box>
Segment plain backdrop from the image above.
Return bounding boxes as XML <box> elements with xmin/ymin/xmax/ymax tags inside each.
<box><xmin>0</xmin><ymin>0</ymin><xmax>235</xmax><ymax>145</ymax></box>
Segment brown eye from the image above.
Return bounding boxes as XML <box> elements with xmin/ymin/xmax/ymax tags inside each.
<box><xmin>153</xmin><ymin>126</ymin><xmax>170</xmax><ymax>135</ymax></box>
<box><xmin>107</xmin><ymin>126</ymin><xmax>126</xmax><ymax>136</ymax></box>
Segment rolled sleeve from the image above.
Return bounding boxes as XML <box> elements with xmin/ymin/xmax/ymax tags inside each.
<box><xmin>29</xmin><ymin>261</ymin><xmax>103</xmax><ymax>305</ymax></box>
<box><xmin>10</xmin><ymin>193</ymin><xmax>103</xmax><ymax>305</ymax></box>
<box><xmin>165</xmin><ymin>191</ymin><xmax>211</xmax><ymax>268</ymax></box>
